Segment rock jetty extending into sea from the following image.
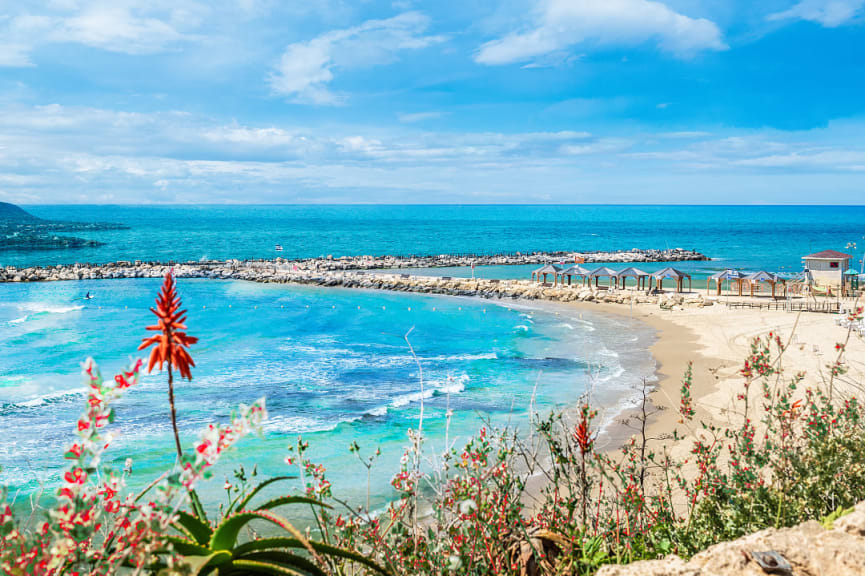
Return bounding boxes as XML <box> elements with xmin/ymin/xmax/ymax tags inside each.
<box><xmin>0</xmin><ymin>248</ymin><xmax>713</xmax><ymax>309</ymax></box>
<box><xmin>1</xmin><ymin>247</ymin><xmax>707</xmax><ymax>281</ymax></box>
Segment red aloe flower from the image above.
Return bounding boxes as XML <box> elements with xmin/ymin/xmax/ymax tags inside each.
<box><xmin>138</xmin><ymin>271</ymin><xmax>198</xmax><ymax>460</ymax></box>
<box><xmin>573</xmin><ymin>404</ymin><xmax>595</xmax><ymax>456</ymax></box>
<box><xmin>138</xmin><ymin>272</ymin><xmax>198</xmax><ymax>380</ymax></box>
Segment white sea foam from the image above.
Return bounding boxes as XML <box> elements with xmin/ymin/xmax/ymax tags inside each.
<box><xmin>390</xmin><ymin>374</ymin><xmax>469</xmax><ymax>408</ymax></box>
<box><xmin>20</xmin><ymin>304</ymin><xmax>85</xmax><ymax>315</ymax></box>
<box><xmin>263</xmin><ymin>415</ymin><xmax>342</xmax><ymax>434</ymax></box>
<box><xmin>391</xmin><ymin>388</ymin><xmax>436</xmax><ymax>408</ymax></box>
<box><xmin>437</xmin><ymin>374</ymin><xmax>468</xmax><ymax>395</ymax></box>
<box><xmin>427</xmin><ymin>352</ymin><xmax>497</xmax><ymax>362</ymax></box>
<box><xmin>6</xmin><ymin>387</ymin><xmax>87</xmax><ymax>409</ymax></box>
<box><xmin>7</xmin><ymin>304</ymin><xmax>85</xmax><ymax>325</ymax></box>
<box><xmin>514</xmin><ymin>325</ymin><xmax>530</xmax><ymax>332</ymax></box>
<box><xmin>365</xmin><ymin>405</ymin><xmax>389</xmax><ymax>417</ymax></box>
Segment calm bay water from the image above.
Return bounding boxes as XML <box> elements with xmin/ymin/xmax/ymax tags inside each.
<box><xmin>1</xmin><ymin>205</ymin><xmax>862</xmax><ymax>505</ymax></box>
<box><xmin>0</xmin><ymin>278</ymin><xmax>654</xmax><ymax>506</ymax></box>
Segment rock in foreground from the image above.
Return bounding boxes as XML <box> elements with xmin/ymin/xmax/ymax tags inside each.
<box><xmin>597</xmin><ymin>501</ymin><xmax>865</xmax><ymax>576</ymax></box>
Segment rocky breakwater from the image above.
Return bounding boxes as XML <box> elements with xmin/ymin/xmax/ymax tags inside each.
<box><xmin>280</xmin><ymin>248</ymin><xmax>708</xmax><ymax>271</ymax></box>
<box><xmin>299</xmin><ymin>273</ymin><xmax>713</xmax><ymax>309</ymax></box>
<box><xmin>0</xmin><ymin>259</ymin><xmax>714</xmax><ymax>310</ymax></box>
<box><xmin>0</xmin><ymin>247</ymin><xmax>708</xmax><ymax>282</ymax></box>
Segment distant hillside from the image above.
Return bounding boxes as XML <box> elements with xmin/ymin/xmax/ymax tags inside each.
<box><xmin>0</xmin><ymin>202</ymin><xmax>38</xmax><ymax>222</ymax></box>
<box><xmin>0</xmin><ymin>202</ymin><xmax>128</xmax><ymax>252</ymax></box>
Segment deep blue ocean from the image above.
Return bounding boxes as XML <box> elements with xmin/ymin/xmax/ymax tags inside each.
<box><xmin>6</xmin><ymin>205</ymin><xmax>865</xmax><ymax>272</ymax></box>
<box><xmin>1</xmin><ymin>205</ymin><xmax>862</xmax><ymax>506</ymax></box>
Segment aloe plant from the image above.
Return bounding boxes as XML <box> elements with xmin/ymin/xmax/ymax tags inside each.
<box><xmin>163</xmin><ymin>477</ymin><xmax>387</xmax><ymax>575</ymax></box>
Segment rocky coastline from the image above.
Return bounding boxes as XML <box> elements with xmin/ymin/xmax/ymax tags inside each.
<box><xmin>1</xmin><ymin>247</ymin><xmax>707</xmax><ymax>279</ymax></box>
<box><xmin>0</xmin><ymin>248</ymin><xmax>713</xmax><ymax>309</ymax></box>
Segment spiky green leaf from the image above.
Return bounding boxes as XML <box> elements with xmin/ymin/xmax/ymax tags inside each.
<box><xmin>234</xmin><ymin>537</ymin><xmax>390</xmax><ymax>575</ymax></box>
<box><xmin>254</xmin><ymin>495</ymin><xmax>331</xmax><ymax>512</ymax></box>
<box><xmin>169</xmin><ymin>551</ymin><xmax>232</xmax><ymax>576</ymax></box>
<box><xmin>230</xmin><ymin>476</ymin><xmax>296</xmax><ymax>515</ymax></box>
<box><xmin>239</xmin><ymin>551</ymin><xmax>326</xmax><ymax>576</ymax></box>
<box><xmin>226</xmin><ymin>559</ymin><xmax>305</xmax><ymax>576</ymax></box>
<box><xmin>173</xmin><ymin>509</ymin><xmax>213</xmax><ymax>545</ymax></box>
<box><xmin>210</xmin><ymin>510</ymin><xmax>305</xmax><ymax>552</ymax></box>
<box><xmin>164</xmin><ymin>535</ymin><xmax>212</xmax><ymax>557</ymax></box>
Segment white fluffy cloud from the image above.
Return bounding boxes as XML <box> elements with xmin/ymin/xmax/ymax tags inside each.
<box><xmin>768</xmin><ymin>0</ymin><xmax>865</xmax><ymax>27</ymax></box>
<box><xmin>0</xmin><ymin>1</ymin><xmax>204</xmax><ymax>67</ymax></box>
<box><xmin>475</xmin><ymin>0</ymin><xmax>727</xmax><ymax>66</ymax></box>
<box><xmin>269</xmin><ymin>11</ymin><xmax>444</xmax><ymax>105</ymax></box>
<box><xmin>56</xmin><ymin>2</ymin><xmax>195</xmax><ymax>54</ymax></box>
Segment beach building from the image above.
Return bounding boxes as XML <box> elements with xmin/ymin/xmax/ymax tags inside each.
<box><xmin>558</xmin><ymin>264</ymin><xmax>591</xmax><ymax>286</ymax></box>
<box><xmin>802</xmin><ymin>250</ymin><xmax>852</xmax><ymax>289</ymax></box>
<box><xmin>707</xmin><ymin>269</ymin><xmax>745</xmax><ymax>296</ymax></box>
<box><xmin>589</xmin><ymin>266</ymin><xmax>618</xmax><ymax>289</ymax></box>
<box><xmin>651</xmin><ymin>267</ymin><xmax>691</xmax><ymax>293</ymax></box>
<box><xmin>532</xmin><ymin>264</ymin><xmax>564</xmax><ymax>285</ymax></box>
<box><xmin>743</xmin><ymin>270</ymin><xmax>782</xmax><ymax>298</ymax></box>
<box><xmin>615</xmin><ymin>267</ymin><xmax>651</xmax><ymax>290</ymax></box>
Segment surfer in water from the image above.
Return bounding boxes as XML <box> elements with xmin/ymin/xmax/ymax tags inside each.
<box><xmin>84</xmin><ymin>291</ymin><xmax>93</xmax><ymax>300</ymax></box>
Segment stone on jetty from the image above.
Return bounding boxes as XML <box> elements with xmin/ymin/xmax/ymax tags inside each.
<box><xmin>1</xmin><ymin>249</ymin><xmax>715</xmax><ymax>312</ymax></box>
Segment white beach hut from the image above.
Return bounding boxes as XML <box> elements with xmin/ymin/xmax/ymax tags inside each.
<box><xmin>802</xmin><ymin>250</ymin><xmax>852</xmax><ymax>289</ymax></box>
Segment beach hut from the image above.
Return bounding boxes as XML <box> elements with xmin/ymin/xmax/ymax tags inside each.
<box><xmin>651</xmin><ymin>267</ymin><xmax>691</xmax><ymax>293</ymax></box>
<box><xmin>615</xmin><ymin>267</ymin><xmax>651</xmax><ymax>290</ymax></box>
<box><xmin>589</xmin><ymin>266</ymin><xmax>619</xmax><ymax>289</ymax></box>
<box><xmin>802</xmin><ymin>250</ymin><xmax>852</xmax><ymax>289</ymax></box>
<box><xmin>532</xmin><ymin>264</ymin><xmax>563</xmax><ymax>286</ymax></box>
<box><xmin>744</xmin><ymin>270</ymin><xmax>781</xmax><ymax>298</ymax></box>
<box><xmin>558</xmin><ymin>264</ymin><xmax>592</xmax><ymax>286</ymax></box>
<box><xmin>707</xmin><ymin>269</ymin><xmax>745</xmax><ymax>296</ymax></box>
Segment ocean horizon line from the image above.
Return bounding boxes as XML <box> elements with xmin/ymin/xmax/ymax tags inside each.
<box><xmin>17</xmin><ymin>202</ymin><xmax>865</xmax><ymax>208</ymax></box>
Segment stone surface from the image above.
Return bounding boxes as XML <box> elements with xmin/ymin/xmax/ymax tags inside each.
<box><xmin>596</xmin><ymin>504</ymin><xmax>865</xmax><ymax>576</ymax></box>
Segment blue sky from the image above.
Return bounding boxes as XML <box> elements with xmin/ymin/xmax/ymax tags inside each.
<box><xmin>0</xmin><ymin>0</ymin><xmax>864</xmax><ymax>204</ymax></box>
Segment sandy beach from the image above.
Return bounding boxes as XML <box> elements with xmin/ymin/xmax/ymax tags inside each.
<box><xmin>578</xmin><ymin>298</ymin><xmax>865</xmax><ymax>463</ymax></box>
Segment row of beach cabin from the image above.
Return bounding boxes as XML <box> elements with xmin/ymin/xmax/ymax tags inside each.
<box><xmin>531</xmin><ymin>250</ymin><xmax>861</xmax><ymax>297</ymax></box>
<box><xmin>531</xmin><ymin>264</ymin><xmax>808</xmax><ymax>297</ymax></box>
<box><xmin>531</xmin><ymin>264</ymin><xmax>693</xmax><ymax>292</ymax></box>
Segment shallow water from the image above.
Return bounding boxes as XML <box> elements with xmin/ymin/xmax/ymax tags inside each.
<box><xmin>0</xmin><ymin>278</ymin><xmax>655</xmax><ymax>508</ymax></box>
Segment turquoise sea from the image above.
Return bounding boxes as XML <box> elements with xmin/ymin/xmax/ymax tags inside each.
<box><xmin>1</xmin><ymin>205</ymin><xmax>862</xmax><ymax>506</ymax></box>
<box><xmin>5</xmin><ymin>205</ymin><xmax>865</xmax><ymax>272</ymax></box>
<box><xmin>0</xmin><ymin>277</ymin><xmax>654</xmax><ymax>508</ymax></box>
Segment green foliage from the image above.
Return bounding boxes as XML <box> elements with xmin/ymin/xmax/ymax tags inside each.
<box><xmin>162</xmin><ymin>476</ymin><xmax>386</xmax><ymax>576</ymax></box>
